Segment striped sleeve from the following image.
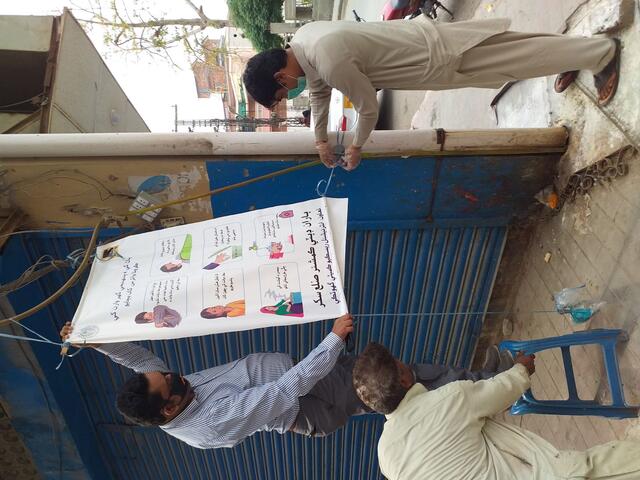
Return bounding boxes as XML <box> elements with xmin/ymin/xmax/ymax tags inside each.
<box><xmin>199</xmin><ymin>332</ymin><xmax>344</xmax><ymax>447</ymax></box>
<box><xmin>96</xmin><ymin>342</ymin><xmax>169</xmax><ymax>373</ymax></box>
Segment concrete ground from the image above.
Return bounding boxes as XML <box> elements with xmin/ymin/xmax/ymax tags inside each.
<box><xmin>421</xmin><ymin>0</ymin><xmax>640</xmax><ymax>449</ymax></box>
<box><xmin>495</xmin><ymin>147</ymin><xmax>640</xmax><ymax>447</ymax></box>
<box><xmin>427</xmin><ymin>0</ymin><xmax>640</xmax><ymax>450</ymax></box>
<box><xmin>339</xmin><ymin>0</ymin><xmax>640</xmax><ymax>450</ymax></box>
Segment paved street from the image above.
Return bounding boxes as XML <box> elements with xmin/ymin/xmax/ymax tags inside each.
<box><xmin>336</xmin><ymin>0</ymin><xmax>479</xmax><ymax>130</ymax></box>
<box><xmin>340</xmin><ymin>0</ymin><xmax>387</xmax><ymax>22</ymax></box>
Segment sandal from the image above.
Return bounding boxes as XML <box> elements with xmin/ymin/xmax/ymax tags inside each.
<box><xmin>554</xmin><ymin>71</ymin><xmax>578</xmax><ymax>93</ymax></box>
<box><xmin>594</xmin><ymin>38</ymin><xmax>621</xmax><ymax>106</ymax></box>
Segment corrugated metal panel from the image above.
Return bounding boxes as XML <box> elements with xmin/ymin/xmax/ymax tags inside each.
<box><xmin>6</xmin><ymin>224</ymin><xmax>505</xmax><ymax>480</ymax></box>
<box><xmin>207</xmin><ymin>155</ymin><xmax>554</xmax><ymax>225</ymax></box>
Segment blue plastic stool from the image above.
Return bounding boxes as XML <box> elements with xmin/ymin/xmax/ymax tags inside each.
<box><xmin>499</xmin><ymin>329</ymin><xmax>639</xmax><ymax>418</ymax></box>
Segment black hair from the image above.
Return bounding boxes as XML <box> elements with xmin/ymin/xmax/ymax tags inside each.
<box><xmin>352</xmin><ymin>343</ymin><xmax>408</xmax><ymax>414</ymax></box>
<box><xmin>242</xmin><ymin>48</ymin><xmax>288</xmax><ymax>108</ymax></box>
<box><xmin>200</xmin><ymin>307</ymin><xmax>226</xmax><ymax>319</ymax></box>
<box><xmin>116</xmin><ymin>374</ymin><xmax>166</xmax><ymax>426</ymax></box>
<box><xmin>135</xmin><ymin>312</ymin><xmax>150</xmax><ymax>323</ymax></box>
<box><xmin>160</xmin><ymin>263</ymin><xmax>182</xmax><ymax>273</ymax></box>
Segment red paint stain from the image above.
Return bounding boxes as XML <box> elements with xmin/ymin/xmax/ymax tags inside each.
<box><xmin>453</xmin><ymin>186</ymin><xmax>479</xmax><ymax>203</ymax></box>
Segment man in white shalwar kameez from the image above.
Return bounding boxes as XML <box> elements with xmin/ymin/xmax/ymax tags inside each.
<box><xmin>352</xmin><ymin>342</ymin><xmax>640</xmax><ymax>480</ymax></box>
<box><xmin>243</xmin><ymin>18</ymin><xmax>621</xmax><ymax>170</ymax></box>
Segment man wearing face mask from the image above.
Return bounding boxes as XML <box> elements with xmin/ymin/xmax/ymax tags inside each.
<box><xmin>242</xmin><ymin>18</ymin><xmax>621</xmax><ymax>171</ymax></box>
<box><xmin>60</xmin><ymin>316</ymin><xmax>359</xmax><ymax>448</ymax></box>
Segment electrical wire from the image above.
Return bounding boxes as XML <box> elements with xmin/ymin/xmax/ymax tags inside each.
<box><xmin>0</xmin><ymin>219</ymin><xmax>105</xmax><ymax>327</ymax></box>
<box><xmin>0</xmin><ymin>93</ymin><xmax>43</xmax><ymax>109</ymax></box>
<box><xmin>0</xmin><ymin>256</ymin><xmax>68</xmax><ymax>295</ymax></box>
<box><xmin>120</xmin><ymin>160</ymin><xmax>322</xmax><ymax>217</ymax></box>
<box><xmin>0</xmin><ymin>228</ymin><xmax>97</xmax><ymax>241</ymax></box>
<box><xmin>1</xmin><ymin>162</ymin><xmax>321</xmax><ymax>327</ymax></box>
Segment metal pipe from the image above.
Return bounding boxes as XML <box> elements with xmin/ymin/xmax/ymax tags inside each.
<box><xmin>0</xmin><ymin>128</ymin><xmax>568</xmax><ymax>158</ymax></box>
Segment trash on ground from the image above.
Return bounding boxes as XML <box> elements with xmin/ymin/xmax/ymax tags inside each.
<box><xmin>535</xmin><ymin>185</ymin><xmax>560</xmax><ymax>209</ymax></box>
<box><xmin>554</xmin><ymin>285</ymin><xmax>606</xmax><ymax>323</ymax></box>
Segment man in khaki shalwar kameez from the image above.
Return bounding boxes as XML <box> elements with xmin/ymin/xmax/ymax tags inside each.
<box><xmin>243</xmin><ymin>18</ymin><xmax>621</xmax><ymax>170</ymax></box>
<box><xmin>352</xmin><ymin>342</ymin><xmax>640</xmax><ymax>480</ymax></box>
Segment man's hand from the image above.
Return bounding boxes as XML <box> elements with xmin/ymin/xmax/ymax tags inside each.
<box><xmin>331</xmin><ymin>314</ymin><xmax>354</xmax><ymax>341</ymax></box>
<box><xmin>344</xmin><ymin>145</ymin><xmax>362</xmax><ymax>171</ymax></box>
<box><xmin>514</xmin><ymin>351</ymin><xmax>535</xmax><ymax>375</ymax></box>
<box><xmin>60</xmin><ymin>321</ymin><xmax>101</xmax><ymax>348</ymax></box>
<box><xmin>214</xmin><ymin>252</ymin><xmax>229</xmax><ymax>263</ymax></box>
<box><xmin>315</xmin><ymin>141</ymin><xmax>336</xmax><ymax>168</ymax></box>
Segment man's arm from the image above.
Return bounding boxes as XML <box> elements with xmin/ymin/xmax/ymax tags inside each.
<box><xmin>96</xmin><ymin>342</ymin><xmax>170</xmax><ymax>373</ymax></box>
<box><xmin>462</xmin><ymin>362</ymin><xmax>531</xmax><ymax>418</ymax></box>
<box><xmin>318</xmin><ymin>57</ymin><xmax>378</xmax><ymax>148</ymax></box>
<box><xmin>60</xmin><ymin>321</ymin><xmax>169</xmax><ymax>373</ymax></box>
<box><xmin>204</xmin><ymin>332</ymin><xmax>344</xmax><ymax>446</ymax></box>
<box><xmin>309</xmin><ymin>77</ymin><xmax>332</xmax><ymax>143</ymax></box>
<box><xmin>201</xmin><ymin>315</ymin><xmax>353</xmax><ymax>447</ymax></box>
<box><xmin>378</xmin><ymin>443</ymin><xmax>392</xmax><ymax>480</ymax></box>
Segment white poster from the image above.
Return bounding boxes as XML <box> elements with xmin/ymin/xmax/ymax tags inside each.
<box><xmin>69</xmin><ymin>198</ymin><xmax>349</xmax><ymax>343</ymax></box>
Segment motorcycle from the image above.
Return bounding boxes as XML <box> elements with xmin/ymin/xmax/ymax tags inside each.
<box><xmin>381</xmin><ymin>0</ymin><xmax>454</xmax><ymax>21</ymax></box>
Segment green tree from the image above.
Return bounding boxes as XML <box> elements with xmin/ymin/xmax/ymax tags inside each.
<box><xmin>227</xmin><ymin>0</ymin><xmax>284</xmax><ymax>52</ymax></box>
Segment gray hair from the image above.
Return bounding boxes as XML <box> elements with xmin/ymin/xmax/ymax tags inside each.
<box><xmin>352</xmin><ymin>343</ymin><xmax>408</xmax><ymax>414</ymax></box>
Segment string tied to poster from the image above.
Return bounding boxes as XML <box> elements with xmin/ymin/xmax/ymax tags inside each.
<box><xmin>66</xmin><ymin>248</ymin><xmax>89</xmax><ymax>270</ymax></box>
<box><xmin>316</xmin><ymin>116</ymin><xmax>348</xmax><ymax>197</ymax></box>
<box><xmin>0</xmin><ymin>318</ymin><xmax>85</xmax><ymax>370</ymax></box>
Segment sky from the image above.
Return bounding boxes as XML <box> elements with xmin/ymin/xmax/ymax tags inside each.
<box><xmin>1</xmin><ymin>0</ymin><xmax>229</xmax><ymax>132</ymax></box>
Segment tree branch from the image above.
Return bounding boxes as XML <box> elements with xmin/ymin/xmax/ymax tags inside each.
<box><xmin>183</xmin><ymin>0</ymin><xmax>208</xmax><ymax>23</ymax></box>
<box><xmin>78</xmin><ymin>17</ymin><xmax>227</xmax><ymax>28</ymax></box>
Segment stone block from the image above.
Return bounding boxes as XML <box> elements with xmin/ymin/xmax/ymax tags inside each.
<box><xmin>590</xmin><ymin>0</ymin><xmax>635</xmax><ymax>34</ymax></box>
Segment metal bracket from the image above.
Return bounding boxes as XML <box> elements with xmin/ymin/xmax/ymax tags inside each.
<box><xmin>436</xmin><ymin>128</ymin><xmax>446</xmax><ymax>152</ymax></box>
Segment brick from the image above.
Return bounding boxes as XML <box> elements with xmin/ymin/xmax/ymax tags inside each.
<box><xmin>610</xmin><ymin>417</ymin><xmax>636</xmax><ymax>439</ymax></box>
<box><xmin>589</xmin><ymin>0</ymin><xmax>635</xmax><ymax>34</ymax></box>
<box><xmin>564</xmin><ymin>418</ymin><xmax>588</xmax><ymax>450</ymax></box>
<box><xmin>618</xmin><ymin>220</ymin><xmax>640</xmax><ymax>285</ymax></box>
<box><xmin>589</xmin><ymin>181</ymin><xmax>622</xmax><ymax>222</ymax></box>
<box><xmin>624</xmin><ymin>321</ymin><xmax>640</xmax><ymax>365</ymax></box>
<box><xmin>572</xmin><ymin>414</ymin><xmax>604</xmax><ymax>448</ymax></box>
<box><xmin>613</xmin><ymin>156</ymin><xmax>640</xmax><ymax>208</ymax></box>
<box><xmin>588</xmin><ymin>203</ymin><xmax>627</xmax><ymax>259</ymax></box>
<box><xmin>588</xmin><ymin>416</ymin><xmax>618</xmax><ymax>443</ymax></box>
<box><xmin>570</xmin><ymin>229</ymin><xmax>603</xmax><ymax>269</ymax></box>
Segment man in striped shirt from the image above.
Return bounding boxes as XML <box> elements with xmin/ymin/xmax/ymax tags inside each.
<box><xmin>60</xmin><ymin>317</ymin><xmax>510</xmax><ymax>449</ymax></box>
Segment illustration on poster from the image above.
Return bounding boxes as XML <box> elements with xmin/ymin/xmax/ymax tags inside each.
<box><xmin>203</xmin><ymin>223</ymin><xmax>243</xmax><ymax>269</ymax></box>
<box><xmin>203</xmin><ymin>245</ymin><xmax>243</xmax><ymax>270</ymax></box>
<box><xmin>135</xmin><ymin>305</ymin><xmax>182</xmax><ymax>328</ymax></box>
<box><xmin>159</xmin><ymin>234</ymin><xmax>193</xmax><ymax>273</ymax></box>
<box><xmin>200</xmin><ymin>300</ymin><xmax>246</xmax><ymax>318</ymax></box>
<box><xmin>260</xmin><ymin>292</ymin><xmax>304</xmax><ymax>317</ymax></box>
<box><xmin>250</xmin><ymin>210</ymin><xmax>296</xmax><ymax>259</ymax></box>
<box><xmin>69</xmin><ymin>198</ymin><xmax>348</xmax><ymax>344</ymax></box>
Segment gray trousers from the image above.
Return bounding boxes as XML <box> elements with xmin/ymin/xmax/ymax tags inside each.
<box><xmin>290</xmin><ymin>356</ymin><xmax>499</xmax><ymax>437</ymax></box>
<box><xmin>456</xmin><ymin>31</ymin><xmax>615</xmax><ymax>88</ymax></box>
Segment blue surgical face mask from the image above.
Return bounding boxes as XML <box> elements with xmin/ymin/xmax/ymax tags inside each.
<box><xmin>284</xmin><ymin>75</ymin><xmax>307</xmax><ymax>99</ymax></box>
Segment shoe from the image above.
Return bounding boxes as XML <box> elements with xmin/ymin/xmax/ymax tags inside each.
<box><xmin>482</xmin><ymin>345</ymin><xmax>500</xmax><ymax>372</ymax></box>
<box><xmin>554</xmin><ymin>70</ymin><xmax>578</xmax><ymax>93</ymax></box>
<box><xmin>594</xmin><ymin>38</ymin><xmax>621</xmax><ymax>106</ymax></box>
